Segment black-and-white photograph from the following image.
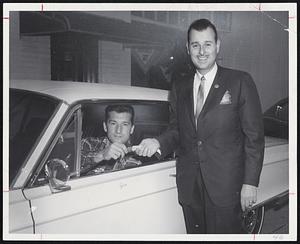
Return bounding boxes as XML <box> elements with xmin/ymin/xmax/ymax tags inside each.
<box><xmin>3</xmin><ymin>2</ymin><xmax>297</xmax><ymax>241</ymax></box>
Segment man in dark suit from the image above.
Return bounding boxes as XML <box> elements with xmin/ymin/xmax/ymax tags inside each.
<box><xmin>135</xmin><ymin>19</ymin><xmax>265</xmax><ymax>234</ymax></box>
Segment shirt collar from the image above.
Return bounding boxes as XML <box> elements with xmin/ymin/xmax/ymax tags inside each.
<box><xmin>193</xmin><ymin>63</ymin><xmax>218</xmax><ymax>114</ymax></box>
<box><xmin>196</xmin><ymin>62</ymin><xmax>218</xmax><ymax>81</ymax></box>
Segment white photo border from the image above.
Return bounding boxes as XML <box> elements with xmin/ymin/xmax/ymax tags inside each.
<box><xmin>3</xmin><ymin>2</ymin><xmax>297</xmax><ymax>241</ymax></box>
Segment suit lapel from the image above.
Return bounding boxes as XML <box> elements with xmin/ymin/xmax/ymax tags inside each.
<box><xmin>182</xmin><ymin>74</ymin><xmax>197</xmax><ymax>131</ymax></box>
<box><xmin>198</xmin><ymin>66</ymin><xmax>228</xmax><ymax>119</ymax></box>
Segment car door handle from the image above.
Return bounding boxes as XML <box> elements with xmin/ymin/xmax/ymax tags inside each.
<box><xmin>169</xmin><ymin>174</ymin><xmax>176</xmax><ymax>177</ymax></box>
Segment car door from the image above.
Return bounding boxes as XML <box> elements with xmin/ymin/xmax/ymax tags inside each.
<box><xmin>256</xmin><ymin>98</ymin><xmax>289</xmax><ymax>206</ymax></box>
<box><xmin>9</xmin><ymin>189</ymin><xmax>34</xmax><ymax>233</ymax></box>
<box><xmin>256</xmin><ymin>136</ymin><xmax>289</xmax><ymax>205</ymax></box>
<box><xmin>8</xmin><ymin>89</ymin><xmax>67</xmax><ymax>234</ymax></box>
<box><xmin>22</xmin><ymin>101</ymin><xmax>186</xmax><ymax>234</ymax></box>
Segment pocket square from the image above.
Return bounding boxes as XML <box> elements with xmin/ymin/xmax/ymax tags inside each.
<box><xmin>220</xmin><ymin>90</ymin><xmax>232</xmax><ymax>104</ymax></box>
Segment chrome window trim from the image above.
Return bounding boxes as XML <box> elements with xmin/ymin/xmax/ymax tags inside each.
<box><xmin>75</xmin><ymin>109</ymin><xmax>82</xmax><ymax>177</ymax></box>
<box><xmin>27</xmin><ymin>104</ymin><xmax>82</xmax><ymax>188</ymax></box>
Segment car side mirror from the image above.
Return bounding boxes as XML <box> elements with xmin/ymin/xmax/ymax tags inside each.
<box><xmin>45</xmin><ymin>158</ymin><xmax>71</xmax><ymax>193</ymax></box>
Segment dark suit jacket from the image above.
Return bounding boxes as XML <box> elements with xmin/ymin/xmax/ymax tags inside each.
<box><xmin>157</xmin><ymin>66</ymin><xmax>265</xmax><ymax>207</ymax></box>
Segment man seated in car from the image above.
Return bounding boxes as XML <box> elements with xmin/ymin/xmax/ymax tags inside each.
<box><xmin>81</xmin><ymin>104</ymin><xmax>142</xmax><ymax>175</ymax></box>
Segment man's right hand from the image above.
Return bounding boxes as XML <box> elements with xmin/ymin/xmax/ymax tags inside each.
<box><xmin>135</xmin><ymin>138</ymin><xmax>160</xmax><ymax>157</ymax></box>
<box><xmin>93</xmin><ymin>142</ymin><xmax>128</xmax><ymax>163</ymax></box>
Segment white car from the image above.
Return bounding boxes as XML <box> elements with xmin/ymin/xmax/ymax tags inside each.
<box><xmin>8</xmin><ymin>80</ymin><xmax>288</xmax><ymax>234</ymax></box>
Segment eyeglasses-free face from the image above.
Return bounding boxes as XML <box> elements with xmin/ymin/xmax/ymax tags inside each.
<box><xmin>187</xmin><ymin>27</ymin><xmax>220</xmax><ymax>75</ymax></box>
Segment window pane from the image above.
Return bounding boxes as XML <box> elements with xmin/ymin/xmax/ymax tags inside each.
<box><xmin>213</xmin><ymin>12</ymin><xmax>232</xmax><ymax>31</ymax></box>
<box><xmin>144</xmin><ymin>11</ymin><xmax>155</xmax><ymax>20</ymax></box>
<box><xmin>179</xmin><ymin>12</ymin><xmax>188</xmax><ymax>28</ymax></box>
<box><xmin>131</xmin><ymin>11</ymin><xmax>143</xmax><ymax>17</ymax></box>
<box><xmin>9</xmin><ymin>89</ymin><xmax>59</xmax><ymax>186</ymax></box>
<box><xmin>157</xmin><ymin>11</ymin><xmax>167</xmax><ymax>23</ymax></box>
<box><xmin>190</xmin><ymin>11</ymin><xmax>200</xmax><ymax>22</ymax></box>
<box><xmin>169</xmin><ymin>11</ymin><xmax>179</xmax><ymax>25</ymax></box>
<box><xmin>199</xmin><ymin>12</ymin><xmax>211</xmax><ymax>20</ymax></box>
<box><xmin>33</xmin><ymin>112</ymin><xmax>78</xmax><ymax>187</ymax></box>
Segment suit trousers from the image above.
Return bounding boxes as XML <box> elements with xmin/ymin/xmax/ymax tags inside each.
<box><xmin>181</xmin><ymin>168</ymin><xmax>245</xmax><ymax>234</ymax></box>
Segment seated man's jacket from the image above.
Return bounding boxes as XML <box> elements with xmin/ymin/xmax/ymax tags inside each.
<box><xmin>81</xmin><ymin>136</ymin><xmax>142</xmax><ymax>175</ymax></box>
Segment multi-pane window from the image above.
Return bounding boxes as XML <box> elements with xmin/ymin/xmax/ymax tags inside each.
<box><xmin>169</xmin><ymin>11</ymin><xmax>179</xmax><ymax>25</ymax></box>
<box><xmin>144</xmin><ymin>11</ymin><xmax>155</xmax><ymax>20</ymax></box>
<box><xmin>131</xmin><ymin>11</ymin><xmax>232</xmax><ymax>32</ymax></box>
<box><xmin>157</xmin><ymin>11</ymin><xmax>167</xmax><ymax>23</ymax></box>
<box><xmin>179</xmin><ymin>12</ymin><xmax>189</xmax><ymax>29</ymax></box>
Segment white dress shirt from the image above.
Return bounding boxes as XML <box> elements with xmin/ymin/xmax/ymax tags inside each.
<box><xmin>193</xmin><ymin>63</ymin><xmax>218</xmax><ymax>115</ymax></box>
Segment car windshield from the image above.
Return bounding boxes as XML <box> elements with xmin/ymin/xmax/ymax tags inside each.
<box><xmin>9</xmin><ymin>89</ymin><xmax>60</xmax><ymax>186</ymax></box>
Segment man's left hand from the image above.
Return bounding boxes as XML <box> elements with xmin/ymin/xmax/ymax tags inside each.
<box><xmin>240</xmin><ymin>184</ymin><xmax>257</xmax><ymax>212</ymax></box>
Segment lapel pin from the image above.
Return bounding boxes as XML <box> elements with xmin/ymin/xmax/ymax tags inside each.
<box><xmin>214</xmin><ymin>84</ymin><xmax>220</xmax><ymax>89</ymax></box>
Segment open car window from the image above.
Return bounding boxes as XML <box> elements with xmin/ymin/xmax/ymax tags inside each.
<box><xmin>79</xmin><ymin>101</ymin><xmax>173</xmax><ymax>177</ymax></box>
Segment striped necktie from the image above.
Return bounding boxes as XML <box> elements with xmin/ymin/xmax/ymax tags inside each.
<box><xmin>195</xmin><ymin>75</ymin><xmax>205</xmax><ymax>125</ymax></box>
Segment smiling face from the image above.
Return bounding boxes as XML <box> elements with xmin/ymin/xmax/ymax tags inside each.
<box><xmin>103</xmin><ymin>111</ymin><xmax>134</xmax><ymax>144</ymax></box>
<box><xmin>187</xmin><ymin>27</ymin><xmax>220</xmax><ymax>75</ymax></box>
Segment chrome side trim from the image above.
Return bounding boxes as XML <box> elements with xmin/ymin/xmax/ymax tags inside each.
<box><xmin>253</xmin><ymin>190</ymin><xmax>289</xmax><ymax>209</ymax></box>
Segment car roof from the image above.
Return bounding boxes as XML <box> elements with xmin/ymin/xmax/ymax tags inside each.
<box><xmin>10</xmin><ymin>79</ymin><xmax>169</xmax><ymax>104</ymax></box>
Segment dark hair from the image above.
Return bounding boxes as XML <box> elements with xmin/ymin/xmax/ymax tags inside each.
<box><xmin>187</xmin><ymin>18</ymin><xmax>218</xmax><ymax>43</ymax></box>
<box><xmin>105</xmin><ymin>104</ymin><xmax>135</xmax><ymax>124</ymax></box>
